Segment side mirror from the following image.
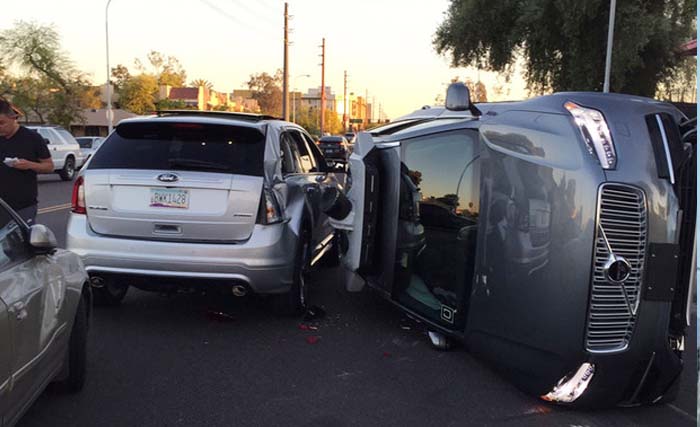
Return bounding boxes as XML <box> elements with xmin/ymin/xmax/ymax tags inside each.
<box><xmin>43</xmin><ymin>138</ymin><xmax>50</xmax><ymax>145</ymax></box>
<box><xmin>320</xmin><ymin>186</ymin><xmax>352</xmax><ymax>220</ymax></box>
<box><xmin>29</xmin><ymin>224</ymin><xmax>58</xmax><ymax>250</ymax></box>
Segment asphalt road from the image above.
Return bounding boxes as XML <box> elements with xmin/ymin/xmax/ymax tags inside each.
<box><xmin>16</xmin><ymin>175</ymin><xmax>698</xmax><ymax>426</ymax></box>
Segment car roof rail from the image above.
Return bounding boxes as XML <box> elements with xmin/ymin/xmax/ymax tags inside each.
<box><xmin>154</xmin><ymin>110</ymin><xmax>283</xmax><ymax>122</ymax></box>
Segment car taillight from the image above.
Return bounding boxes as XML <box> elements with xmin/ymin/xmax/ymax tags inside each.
<box><xmin>71</xmin><ymin>176</ymin><xmax>86</xmax><ymax>214</ymax></box>
<box><xmin>257</xmin><ymin>188</ymin><xmax>283</xmax><ymax>225</ymax></box>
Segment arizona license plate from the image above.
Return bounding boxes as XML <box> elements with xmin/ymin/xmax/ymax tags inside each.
<box><xmin>150</xmin><ymin>188</ymin><xmax>189</xmax><ymax>209</ymax></box>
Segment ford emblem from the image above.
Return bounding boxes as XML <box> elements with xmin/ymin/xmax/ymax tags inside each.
<box><xmin>157</xmin><ymin>173</ymin><xmax>179</xmax><ymax>183</ymax></box>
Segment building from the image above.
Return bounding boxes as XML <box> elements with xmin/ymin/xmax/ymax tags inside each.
<box><xmin>301</xmin><ymin>87</ymin><xmax>337</xmax><ymax>112</ymax></box>
<box><xmin>70</xmin><ymin>108</ymin><xmax>138</xmax><ymax>137</ymax></box>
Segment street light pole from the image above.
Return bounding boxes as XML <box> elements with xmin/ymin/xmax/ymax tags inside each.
<box><xmin>105</xmin><ymin>0</ymin><xmax>113</xmax><ymax>134</ymax></box>
<box><xmin>603</xmin><ymin>0</ymin><xmax>616</xmax><ymax>93</ymax></box>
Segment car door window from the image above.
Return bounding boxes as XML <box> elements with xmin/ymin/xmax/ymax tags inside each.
<box><xmin>0</xmin><ymin>206</ymin><xmax>30</xmax><ymax>271</ymax></box>
<box><xmin>56</xmin><ymin>129</ymin><xmax>77</xmax><ymax>145</ymax></box>
<box><xmin>302</xmin><ymin>133</ymin><xmax>328</xmax><ymax>171</ymax></box>
<box><xmin>36</xmin><ymin>128</ymin><xmax>53</xmax><ymax>144</ymax></box>
<box><xmin>281</xmin><ymin>132</ymin><xmax>302</xmax><ymax>173</ymax></box>
<box><xmin>280</xmin><ymin>134</ymin><xmax>297</xmax><ymax>174</ymax></box>
<box><xmin>48</xmin><ymin>129</ymin><xmax>65</xmax><ymax>145</ymax></box>
<box><xmin>393</xmin><ymin>130</ymin><xmax>480</xmax><ymax>329</ymax></box>
<box><xmin>289</xmin><ymin>131</ymin><xmax>315</xmax><ymax>173</ymax></box>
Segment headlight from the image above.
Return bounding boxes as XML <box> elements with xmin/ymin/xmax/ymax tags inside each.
<box><xmin>565</xmin><ymin>101</ymin><xmax>616</xmax><ymax>169</ymax></box>
<box><xmin>541</xmin><ymin>362</ymin><xmax>595</xmax><ymax>403</ymax></box>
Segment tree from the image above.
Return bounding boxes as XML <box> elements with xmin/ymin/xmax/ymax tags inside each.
<box><xmin>135</xmin><ymin>50</ymin><xmax>187</xmax><ymax>87</ymax></box>
<box><xmin>190</xmin><ymin>79</ymin><xmax>214</xmax><ymax>90</ymax></box>
<box><xmin>155</xmin><ymin>98</ymin><xmax>189</xmax><ymax>110</ymax></box>
<box><xmin>324</xmin><ymin>109</ymin><xmax>343</xmax><ymax>135</ymax></box>
<box><xmin>247</xmin><ymin>70</ymin><xmax>283</xmax><ymax>116</ymax></box>
<box><xmin>117</xmin><ymin>74</ymin><xmax>158</xmax><ymax>115</ymax></box>
<box><xmin>295</xmin><ymin>105</ymin><xmax>319</xmax><ymax>135</ymax></box>
<box><xmin>656</xmin><ymin>56</ymin><xmax>697</xmax><ymax>102</ymax></box>
<box><xmin>0</xmin><ymin>21</ymin><xmax>98</xmax><ymax>127</ymax></box>
<box><xmin>433</xmin><ymin>0</ymin><xmax>696</xmax><ymax>96</ymax></box>
<box><xmin>110</xmin><ymin>64</ymin><xmax>131</xmax><ymax>91</ymax></box>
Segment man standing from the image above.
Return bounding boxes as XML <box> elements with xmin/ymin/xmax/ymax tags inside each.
<box><xmin>0</xmin><ymin>100</ymin><xmax>54</xmax><ymax>225</ymax></box>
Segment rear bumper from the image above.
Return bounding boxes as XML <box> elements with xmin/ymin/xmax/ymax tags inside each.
<box><xmin>66</xmin><ymin>214</ymin><xmax>297</xmax><ymax>294</ymax></box>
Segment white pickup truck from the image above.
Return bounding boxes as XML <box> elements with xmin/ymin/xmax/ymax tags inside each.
<box><xmin>27</xmin><ymin>125</ymin><xmax>86</xmax><ymax>181</ymax></box>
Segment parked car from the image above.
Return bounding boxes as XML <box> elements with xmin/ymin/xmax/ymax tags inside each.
<box><xmin>317</xmin><ymin>135</ymin><xmax>350</xmax><ymax>162</ymax></box>
<box><xmin>27</xmin><ymin>126</ymin><xmax>86</xmax><ymax>181</ymax></box>
<box><xmin>66</xmin><ymin>111</ymin><xmax>342</xmax><ymax>314</ymax></box>
<box><xmin>343</xmin><ymin>132</ymin><xmax>356</xmax><ymax>144</ymax></box>
<box><xmin>323</xmin><ymin>84</ymin><xmax>696</xmax><ymax>408</ymax></box>
<box><xmin>75</xmin><ymin>136</ymin><xmax>105</xmax><ymax>164</ymax></box>
<box><xmin>0</xmin><ymin>198</ymin><xmax>90</xmax><ymax>425</ymax></box>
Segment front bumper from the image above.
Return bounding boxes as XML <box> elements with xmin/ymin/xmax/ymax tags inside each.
<box><xmin>66</xmin><ymin>214</ymin><xmax>297</xmax><ymax>294</ymax></box>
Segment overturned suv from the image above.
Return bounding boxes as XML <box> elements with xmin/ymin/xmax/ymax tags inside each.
<box><xmin>67</xmin><ymin>111</ymin><xmax>341</xmax><ymax>314</ymax></box>
<box><xmin>324</xmin><ymin>84</ymin><xmax>696</xmax><ymax>407</ymax></box>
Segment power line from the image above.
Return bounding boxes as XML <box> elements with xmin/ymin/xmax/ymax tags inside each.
<box><xmin>198</xmin><ymin>0</ymin><xmax>256</xmax><ymax>31</ymax></box>
<box><xmin>227</xmin><ymin>0</ymin><xmax>278</xmax><ymax>26</ymax></box>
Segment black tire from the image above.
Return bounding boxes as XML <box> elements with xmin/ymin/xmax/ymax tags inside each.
<box><xmin>54</xmin><ymin>293</ymin><xmax>88</xmax><ymax>393</ymax></box>
<box><xmin>59</xmin><ymin>156</ymin><xmax>75</xmax><ymax>181</ymax></box>
<box><xmin>92</xmin><ymin>276</ymin><xmax>128</xmax><ymax>307</ymax></box>
<box><xmin>273</xmin><ymin>229</ymin><xmax>311</xmax><ymax>315</ymax></box>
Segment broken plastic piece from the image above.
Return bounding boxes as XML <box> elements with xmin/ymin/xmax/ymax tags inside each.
<box><xmin>303</xmin><ymin>305</ymin><xmax>327</xmax><ymax>321</ymax></box>
<box><xmin>206</xmin><ymin>310</ymin><xmax>235</xmax><ymax>322</ymax></box>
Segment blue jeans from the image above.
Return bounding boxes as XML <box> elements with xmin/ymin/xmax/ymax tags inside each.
<box><xmin>16</xmin><ymin>204</ymin><xmax>38</xmax><ymax>226</ymax></box>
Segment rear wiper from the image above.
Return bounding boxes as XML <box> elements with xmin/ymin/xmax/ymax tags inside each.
<box><xmin>167</xmin><ymin>158</ymin><xmax>230</xmax><ymax>172</ymax></box>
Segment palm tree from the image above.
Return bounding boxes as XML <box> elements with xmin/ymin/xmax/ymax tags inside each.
<box><xmin>189</xmin><ymin>79</ymin><xmax>214</xmax><ymax>90</ymax></box>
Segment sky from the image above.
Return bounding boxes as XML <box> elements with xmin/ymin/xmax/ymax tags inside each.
<box><xmin>0</xmin><ymin>0</ymin><xmax>527</xmax><ymax>119</ymax></box>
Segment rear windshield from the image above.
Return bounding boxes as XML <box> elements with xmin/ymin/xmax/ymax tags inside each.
<box><xmin>320</xmin><ymin>137</ymin><xmax>343</xmax><ymax>143</ymax></box>
<box><xmin>88</xmin><ymin>122</ymin><xmax>266</xmax><ymax>176</ymax></box>
<box><xmin>76</xmin><ymin>137</ymin><xmax>94</xmax><ymax>148</ymax></box>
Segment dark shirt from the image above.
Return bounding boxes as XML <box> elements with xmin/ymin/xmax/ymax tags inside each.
<box><xmin>0</xmin><ymin>126</ymin><xmax>51</xmax><ymax>210</ymax></box>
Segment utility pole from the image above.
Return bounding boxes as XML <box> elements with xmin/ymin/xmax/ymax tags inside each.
<box><xmin>105</xmin><ymin>0</ymin><xmax>113</xmax><ymax>135</ymax></box>
<box><xmin>343</xmin><ymin>70</ymin><xmax>348</xmax><ymax>132</ymax></box>
<box><xmin>282</xmin><ymin>2</ymin><xmax>289</xmax><ymax>120</ymax></box>
<box><xmin>319</xmin><ymin>38</ymin><xmax>326</xmax><ymax>135</ymax></box>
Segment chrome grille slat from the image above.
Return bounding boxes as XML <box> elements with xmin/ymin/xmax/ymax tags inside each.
<box><xmin>586</xmin><ymin>184</ymin><xmax>647</xmax><ymax>353</ymax></box>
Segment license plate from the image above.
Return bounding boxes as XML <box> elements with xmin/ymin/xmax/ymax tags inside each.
<box><xmin>150</xmin><ymin>188</ymin><xmax>189</xmax><ymax>209</ymax></box>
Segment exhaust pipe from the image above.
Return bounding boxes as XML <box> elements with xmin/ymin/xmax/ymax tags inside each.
<box><xmin>231</xmin><ymin>285</ymin><xmax>247</xmax><ymax>297</ymax></box>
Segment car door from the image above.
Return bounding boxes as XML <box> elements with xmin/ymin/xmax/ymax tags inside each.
<box><xmin>55</xmin><ymin>128</ymin><xmax>84</xmax><ymax>167</ymax></box>
<box><xmin>0</xmin><ymin>203</ymin><xmax>66</xmax><ymax>423</ymax></box>
<box><xmin>300</xmin><ymin>131</ymin><xmax>342</xmax><ymax>247</ymax></box>
<box><xmin>338</xmin><ymin>128</ymin><xmax>481</xmax><ymax>331</ymax></box>
<box><xmin>36</xmin><ymin>128</ymin><xmax>63</xmax><ymax>169</ymax></box>
<box><xmin>281</xmin><ymin>131</ymin><xmax>324</xmax><ymax>250</ymax></box>
<box><xmin>0</xmin><ymin>295</ymin><xmax>11</xmax><ymax>426</ymax></box>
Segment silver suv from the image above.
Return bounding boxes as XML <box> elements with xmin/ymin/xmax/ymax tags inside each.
<box><xmin>27</xmin><ymin>125</ymin><xmax>86</xmax><ymax>181</ymax></box>
<box><xmin>66</xmin><ymin>111</ymin><xmax>342</xmax><ymax>314</ymax></box>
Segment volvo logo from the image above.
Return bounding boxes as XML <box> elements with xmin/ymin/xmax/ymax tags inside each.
<box><xmin>157</xmin><ymin>173</ymin><xmax>179</xmax><ymax>183</ymax></box>
<box><xmin>603</xmin><ymin>254</ymin><xmax>632</xmax><ymax>284</ymax></box>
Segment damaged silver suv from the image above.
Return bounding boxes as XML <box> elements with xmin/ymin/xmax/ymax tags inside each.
<box><xmin>66</xmin><ymin>111</ymin><xmax>341</xmax><ymax>314</ymax></box>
